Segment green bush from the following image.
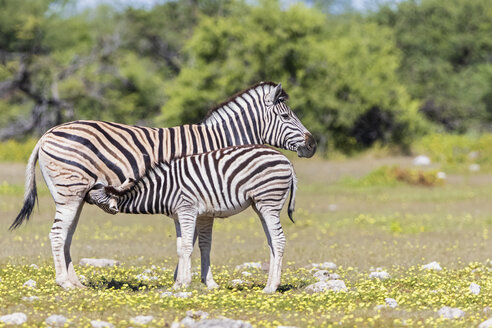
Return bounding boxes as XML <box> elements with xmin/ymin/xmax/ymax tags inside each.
<box><xmin>0</xmin><ymin>139</ymin><xmax>37</xmax><ymax>162</ymax></box>
<box><xmin>414</xmin><ymin>133</ymin><xmax>492</xmax><ymax>171</ymax></box>
<box><xmin>160</xmin><ymin>1</ymin><xmax>428</xmax><ymax>153</ymax></box>
<box><xmin>343</xmin><ymin>165</ymin><xmax>445</xmax><ymax>187</ymax></box>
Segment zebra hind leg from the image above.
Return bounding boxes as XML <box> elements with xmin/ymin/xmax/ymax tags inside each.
<box><xmin>254</xmin><ymin>206</ymin><xmax>286</xmax><ymax>294</ymax></box>
<box><xmin>50</xmin><ymin>199</ymin><xmax>85</xmax><ymax>289</ymax></box>
<box><xmin>197</xmin><ymin>217</ymin><xmax>218</xmax><ymax>289</ymax></box>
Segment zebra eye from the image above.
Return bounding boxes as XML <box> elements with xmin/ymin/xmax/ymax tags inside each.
<box><xmin>280</xmin><ymin>113</ymin><xmax>290</xmax><ymax>120</ymax></box>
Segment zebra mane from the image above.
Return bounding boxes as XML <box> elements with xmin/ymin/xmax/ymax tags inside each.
<box><xmin>201</xmin><ymin>81</ymin><xmax>289</xmax><ymax>122</ymax></box>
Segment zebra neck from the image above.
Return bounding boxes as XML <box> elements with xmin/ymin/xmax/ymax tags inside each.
<box><xmin>201</xmin><ymin>106</ymin><xmax>263</xmax><ymax>147</ymax></box>
<box><xmin>156</xmin><ymin>121</ymin><xmax>262</xmax><ymax>163</ymax></box>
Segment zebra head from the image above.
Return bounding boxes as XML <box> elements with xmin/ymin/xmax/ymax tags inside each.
<box><xmin>262</xmin><ymin>83</ymin><xmax>316</xmax><ymax>158</ymax></box>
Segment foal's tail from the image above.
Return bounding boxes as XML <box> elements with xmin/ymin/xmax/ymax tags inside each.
<box><xmin>9</xmin><ymin>140</ymin><xmax>41</xmax><ymax>230</ymax></box>
<box><xmin>287</xmin><ymin>167</ymin><xmax>297</xmax><ymax>224</ymax></box>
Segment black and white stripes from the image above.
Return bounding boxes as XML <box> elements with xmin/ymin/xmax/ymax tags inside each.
<box><xmin>103</xmin><ymin>145</ymin><xmax>296</xmax><ymax>292</ymax></box>
<box><xmin>11</xmin><ymin>81</ymin><xmax>315</xmax><ymax>290</ymax></box>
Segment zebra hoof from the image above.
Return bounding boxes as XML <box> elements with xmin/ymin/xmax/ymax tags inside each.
<box><xmin>57</xmin><ymin>280</ymin><xmax>77</xmax><ymax>290</ymax></box>
<box><xmin>262</xmin><ymin>286</ymin><xmax>277</xmax><ymax>294</ymax></box>
<box><xmin>206</xmin><ymin>281</ymin><xmax>219</xmax><ymax>289</ymax></box>
<box><xmin>173</xmin><ymin>282</ymin><xmax>186</xmax><ymax>290</ymax></box>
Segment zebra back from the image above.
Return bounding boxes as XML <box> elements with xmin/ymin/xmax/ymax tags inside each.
<box><xmin>108</xmin><ymin>145</ymin><xmax>296</xmax><ymax>219</ymax></box>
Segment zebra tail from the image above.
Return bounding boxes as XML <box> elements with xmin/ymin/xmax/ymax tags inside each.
<box><xmin>9</xmin><ymin>140</ymin><xmax>41</xmax><ymax>230</ymax></box>
<box><xmin>287</xmin><ymin>168</ymin><xmax>297</xmax><ymax>224</ymax></box>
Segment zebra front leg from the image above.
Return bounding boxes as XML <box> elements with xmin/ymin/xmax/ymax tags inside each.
<box><xmin>174</xmin><ymin>212</ymin><xmax>197</xmax><ymax>289</ymax></box>
<box><xmin>255</xmin><ymin>208</ymin><xmax>286</xmax><ymax>294</ymax></box>
<box><xmin>197</xmin><ymin>217</ymin><xmax>218</xmax><ymax>289</ymax></box>
<box><xmin>50</xmin><ymin>199</ymin><xmax>85</xmax><ymax>289</ymax></box>
<box><xmin>173</xmin><ymin>220</ymin><xmax>198</xmax><ymax>283</ymax></box>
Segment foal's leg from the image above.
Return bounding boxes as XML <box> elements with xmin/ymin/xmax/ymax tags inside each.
<box><xmin>173</xmin><ymin>219</ymin><xmax>198</xmax><ymax>282</ymax></box>
<box><xmin>254</xmin><ymin>206</ymin><xmax>286</xmax><ymax>293</ymax></box>
<box><xmin>197</xmin><ymin>217</ymin><xmax>218</xmax><ymax>289</ymax></box>
<box><xmin>174</xmin><ymin>211</ymin><xmax>197</xmax><ymax>289</ymax></box>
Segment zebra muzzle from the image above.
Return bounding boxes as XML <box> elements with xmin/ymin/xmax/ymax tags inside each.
<box><xmin>297</xmin><ymin>133</ymin><xmax>317</xmax><ymax>158</ymax></box>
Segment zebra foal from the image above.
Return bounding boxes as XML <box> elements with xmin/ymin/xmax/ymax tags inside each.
<box><xmin>100</xmin><ymin>145</ymin><xmax>297</xmax><ymax>293</ymax></box>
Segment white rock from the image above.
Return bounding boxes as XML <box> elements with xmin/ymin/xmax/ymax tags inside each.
<box><xmin>469</xmin><ymin>164</ymin><xmax>481</xmax><ymax>172</ymax></box>
<box><xmin>160</xmin><ymin>291</ymin><xmax>173</xmax><ymax>298</ymax></box>
<box><xmin>184</xmin><ymin>318</ymin><xmax>252</xmax><ymax>328</ymax></box>
<box><xmin>369</xmin><ymin>271</ymin><xmax>390</xmax><ymax>280</ymax></box>
<box><xmin>186</xmin><ymin>310</ymin><xmax>209</xmax><ymax>320</ymax></box>
<box><xmin>130</xmin><ymin>315</ymin><xmax>154</xmax><ymax>325</ymax></box>
<box><xmin>422</xmin><ymin>261</ymin><xmax>442</xmax><ymax>271</ymax></box>
<box><xmin>22</xmin><ymin>295</ymin><xmax>39</xmax><ymax>302</ymax></box>
<box><xmin>413</xmin><ymin>155</ymin><xmax>431</xmax><ymax>166</ymax></box>
<box><xmin>313</xmin><ymin>270</ymin><xmax>330</xmax><ymax>280</ymax></box>
<box><xmin>470</xmin><ymin>283</ymin><xmax>481</xmax><ymax>295</ymax></box>
<box><xmin>305</xmin><ymin>280</ymin><xmax>347</xmax><ymax>293</ymax></box>
<box><xmin>23</xmin><ymin>279</ymin><xmax>36</xmax><ymax>288</ymax></box>
<box><xmin>313</xmin><ymin>270</ymin><xmax>341</xmax><ymax>281</ymax></box>
<box><xmin>174</xmin><ymin>292</ymin><xmax>192</xmax><ymax>298</ymax></box>
<box><xmin>311</xmin><ymin>262</ymin><xmax>337</xmax><ymax>270</ymax></box>
<box><xmin>136</xmin><ymin>274</ymin><xmax>150</xmax><ymax>280</ymax></box>
<box><xmin>241</xmin><ymin>271</ymin><xmax>252</xmax><ymax>277</ymax></box>
<box><xmin>29</xmin><ymin>264</ymin><xmax>39</xmax><ymax>270</ymax></box>
<box><xmin>328</xmin><ymin>204</ymin><xmax>338</xmax><ymax>211</ymax></box>
<box><xmin>46</xmin><ymin>314</ymin><xmax>67</xmax><ymax>327</ymax></box>
<box><xmin>235</xmin><ymin>262</ymin><xmax>261</xmax><ymax>270</ymax></box>
<box><xmin>142</xmin><ymin>269</ymin><xmax>152</xmax><ymax>274</ymax></box>
<box><xmin>385</xmin><ymin>297</ymin><xmax>398</xmax><ymax>308</ymax></box>
<box><xmin>135</xmin><ymin>273</ymin><xmax>158</xmax><ymax>281</ymax></box>
<box><xmin>90</xmin><ymin>320</ymin><xmax>114</xmax><ymax>328</ymax></box>
<box><xmin>180</xmin><ymin>317</ymin><xmax>195</xmax><ymax>326</ymax></box>
<box><xmin>80</xmin><ymin>258</ymin><xmax>120</xmax><ymax>267</ymax></box>
<box><xmin>468</xmin><ymin>151</ymin><xmax>479</xmax><ymax>159</ymax></box>
<box><xmin>437</xmin><ymin>306</ymin><xmax>465</xmax><ymax>319</ymax></box>
<box><xmin>437</xmin><ymin>171</ymin><xmax>447</xmax><ymax>180</ymax></box>
<box><xmin>0</xmin><ymin>313</ymin><xmax>27</xmax><ymax>325</ymax></box>
<box><xmin>479</xmin><ymin>318</ymin><xmax>492</xmax><ymax>328</ymax></box>
<box><xmin>231</xmin><ymin>279</ymin><xmax>245</xmax><ymax>287</ymax></box>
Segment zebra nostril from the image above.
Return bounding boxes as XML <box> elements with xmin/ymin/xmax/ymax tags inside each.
<box><xmin>305</xmin><ymin>133</ymin><xmax>316</xmax><ymax>150</ymax></box>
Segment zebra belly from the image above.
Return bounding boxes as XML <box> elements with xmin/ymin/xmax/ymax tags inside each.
<box><xmin>196</xmin><ymin>198</ymin><xmax>252</xmax><ymax>219</ymax></box>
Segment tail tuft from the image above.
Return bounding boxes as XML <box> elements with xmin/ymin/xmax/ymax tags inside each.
<box><xmin>10</xmin><ymin>139</ymin><xmax>40</xmax><ymax>231</ymax></box>
<box><xmin>9</xmin><ymin>184</ymin><xmax>37</xmax><ymax>230</ymax></box>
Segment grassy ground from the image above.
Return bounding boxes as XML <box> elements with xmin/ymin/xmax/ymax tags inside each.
<box><xmin>0</xmin><ymin>155</ymin><xmax>491</xmax><ymax>327</ymax></box>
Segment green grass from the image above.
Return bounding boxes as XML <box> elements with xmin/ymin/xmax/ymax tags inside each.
<box><xmin>0</xmin><ymin>157</ymin><xmax>491</xmax><ymax>327</ymax></box>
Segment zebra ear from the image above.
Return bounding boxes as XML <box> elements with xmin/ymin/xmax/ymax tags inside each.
<box><xmin>265</xmin><ymin>83</ymin><xmax>283</xmax><ymax>106</ymax></box>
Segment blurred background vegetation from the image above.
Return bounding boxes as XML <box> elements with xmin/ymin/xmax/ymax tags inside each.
<box><xmin>1</xmin><ymin>0</ymin><xmax>491</xmax><ymax>156</ymax></box>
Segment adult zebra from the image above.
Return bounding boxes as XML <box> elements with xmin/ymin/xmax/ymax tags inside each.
<box><xmin>102</xmin><ymin>144</ymin><xmax>297</xmax><ymax>293</ymax></box>
<box><xmin>11</xmin><ymin>82</ymin><xmax>316</xmax><ymax>289</ymax></box>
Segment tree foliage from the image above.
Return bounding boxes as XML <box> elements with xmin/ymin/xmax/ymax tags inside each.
<box><xmin>1</xmin><ymin>0</ymin><xmax>491</xmax><ymax>153</ymax></box>
<box><xmin>374</xmin><ymin>0</ymin><xmax>492</xmax><ymax>132</ymax></box>
<box><xmin>161</xmin><ymin>1</ymin><xmax>425</xmax><ymax>152</ymax></box>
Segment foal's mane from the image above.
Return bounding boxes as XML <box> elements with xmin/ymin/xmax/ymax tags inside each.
<box><xmin>201</xmin><ymin>81</ymin><xmax>289</xmax><ymax>121</ymax></box>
